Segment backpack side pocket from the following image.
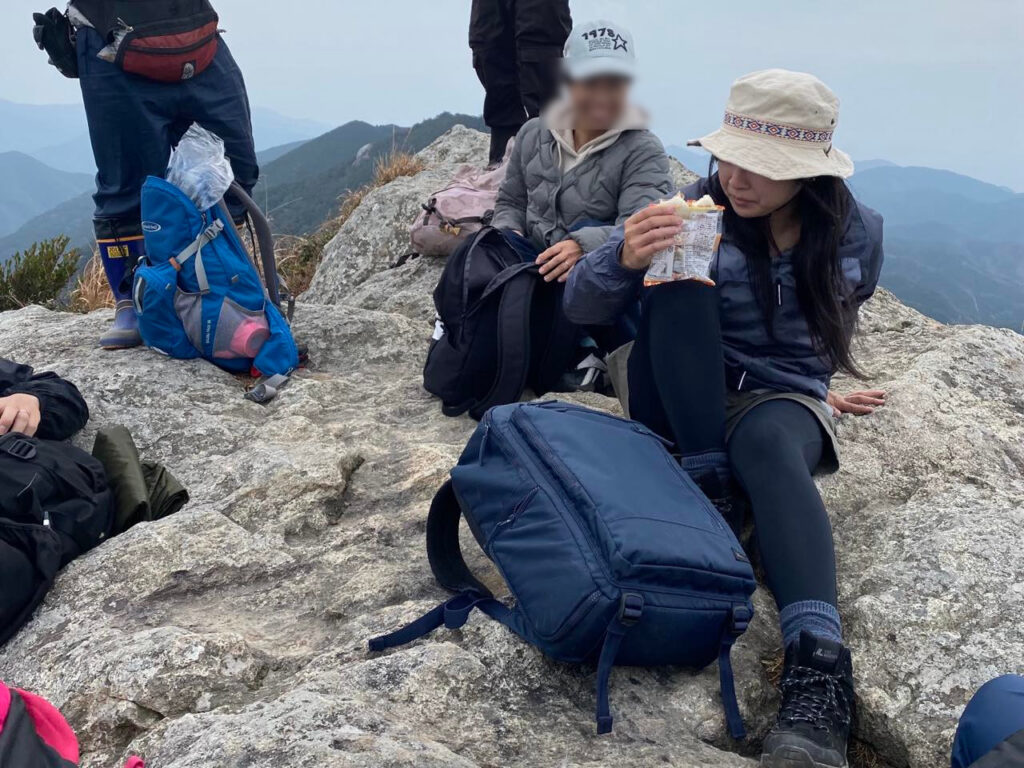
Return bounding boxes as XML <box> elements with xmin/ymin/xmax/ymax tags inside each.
<box><xmin>134</xmin><ymin>262</ymin><xmax>201</xmax><ymax>359</ymax></box>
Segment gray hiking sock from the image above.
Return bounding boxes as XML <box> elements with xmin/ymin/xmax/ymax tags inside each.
<box><xmin>779</xmin><ymin>599</ymin><xmax>842</xmax><ymax>648</ymax></box>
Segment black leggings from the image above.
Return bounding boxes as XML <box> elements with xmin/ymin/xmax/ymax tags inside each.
<box><xmin>627</xmin><ymin>281</ymin><xmax>838</xmax><ymax>608</ymax></box>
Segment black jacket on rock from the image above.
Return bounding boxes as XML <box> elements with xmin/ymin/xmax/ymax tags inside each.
<box><xmin>0</xmin><ymin>358</ymin><xmax>88</xmax><ymax>441</ymax></box>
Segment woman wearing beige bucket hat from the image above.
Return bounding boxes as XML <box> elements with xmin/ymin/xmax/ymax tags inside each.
<box><xmin>565</xmin><ymin>69</ymin><xmax>886</xmax><ymax>768</ymax></box>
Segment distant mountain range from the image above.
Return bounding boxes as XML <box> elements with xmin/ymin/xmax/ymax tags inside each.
<box><xmin>667</xmin><ymin>146</ymin><xmax>1023</xmax><ymax>332</ymax></box>
<box><xmin>253</xmin><ymin>112</ymin><xmax>487</xmax><ymax>236</ymax></box>
<box><xmin>0</xmin><ymin>100</ymin><xmax>334</xmax><ymax>259</ymax></box>
<box><xmin>0</xmin><ymin>109</ymin><xmax>485</xmax><ymax>261</ymax></box>
<box><xmin>847</xmin><ymin>165</ymin><xmax>1023</xmax><ymax>331</ymax></box>
<box><xmin>0</xmin><ymin>152</ymin><xmax>92</xmax><ymax>237</ymax></box>
<box><xmin>0</xmin><ymin>99</ymin><xmax>330</xmax><ymax>175</ymax></box>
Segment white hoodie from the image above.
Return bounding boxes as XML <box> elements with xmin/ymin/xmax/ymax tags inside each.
<box><xmin>544</xmin><ymin>98</ymin><xmax>649</xmax><ymax>175</ymax></box>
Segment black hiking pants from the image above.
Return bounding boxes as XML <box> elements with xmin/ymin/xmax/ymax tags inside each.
<box><xmin>469</xmin><ymin>0</ymin><xmax>571</xmax><ymax>162</ymax></box>
<box><xmin>627</xmin><ymin>280</ymin><xmax>839</xmax><ymax>609</ymax></box>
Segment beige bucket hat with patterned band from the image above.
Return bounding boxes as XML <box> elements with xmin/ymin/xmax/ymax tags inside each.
<box><xmin>689</xmin><ymin>69</ymin><xmax>854</xmax><ymax>181</ymax></box>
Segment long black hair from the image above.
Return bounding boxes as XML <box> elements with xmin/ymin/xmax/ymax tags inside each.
<box><xmin>706</xmin><ymin>163</ymin><xmax>863</xmax><ymax>378</ymax></box>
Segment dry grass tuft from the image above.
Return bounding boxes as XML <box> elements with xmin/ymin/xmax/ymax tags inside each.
<box><xmin>274</xmin><ymin>150</ymin><xmax>425</xmax><ymax>296</ymax></box>
<box><xmin>372</xmin><ymin>150</ymin><xmax>426</xmax><ymax>187</ymax></box>
<box><xmin>849</xmin><ymin>739</ymin><xmax>887</xmax><ymax>768</ymax></box>
<box><xmin>70</xmin><ymin>251</ymin><xmax>115</xmax><ymax>313</ymax></box>
<box><xmin>761</xmin><ymin>649</ymin><xmax>785</xmax><ymax>687</ymax></box>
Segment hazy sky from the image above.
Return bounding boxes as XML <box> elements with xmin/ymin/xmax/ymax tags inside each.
<box><xmin>1</xmin><ymin>0</ymin><xmax>1021</xmax><ymax>188</ymax></box>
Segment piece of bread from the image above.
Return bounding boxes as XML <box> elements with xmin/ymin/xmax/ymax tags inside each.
<box><xmin>657</xmin><ymin>193</ymin><xmax>720</xmax><ymax>218</ymax></box>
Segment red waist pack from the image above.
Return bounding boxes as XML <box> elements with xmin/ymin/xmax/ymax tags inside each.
<box><xmin>114</xmin><ymin>8</ymin><xmax>220</xmax><ymax>82</ymax></box>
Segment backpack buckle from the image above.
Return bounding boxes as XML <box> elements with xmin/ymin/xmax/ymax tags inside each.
<box><xmin>618</xmin><ymin>593</ymin><xmax>644</xmax><ymax>626</ymax></box>
<box><xmin>0</xmin><ymin>435</ymin><xmax>37</xmax><ymax>461</ymax></box>
<box><xmin>729</xmin><ymin>604</ymin><xmax>753</xmax><ymax>636</ymax></box>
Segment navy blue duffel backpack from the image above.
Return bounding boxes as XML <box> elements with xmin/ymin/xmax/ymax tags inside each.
<box><xmin>370</xmin><ymin>401</ymin><xmax>757</xmax><ymax>737</ymax></box>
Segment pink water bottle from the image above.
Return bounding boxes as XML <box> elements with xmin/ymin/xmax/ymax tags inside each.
<box><xmin>215</xmin><ymin>317</ymin><xmax>269</xmax><ymax>358</ymax></box>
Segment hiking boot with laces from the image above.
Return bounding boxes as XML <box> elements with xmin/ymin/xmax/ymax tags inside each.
<box><xmin>761</xmin><ymin>630</ymin><xmax>855</xmax><ymax>768</ymax></box>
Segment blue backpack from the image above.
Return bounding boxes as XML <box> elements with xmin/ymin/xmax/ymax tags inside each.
<box><xmin>133</xmin><ymin>177</ymin><xmax>298</xmax><ymax>400</ymax></box>
<box><xmin>370</xmin><ymin>401</ymin><xmax>757</xmax><ymax>737</ymax></box>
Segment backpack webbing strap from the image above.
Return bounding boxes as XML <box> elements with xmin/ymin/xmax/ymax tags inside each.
<box><xmin>468</xmin><ymin>266</ymin><xmax>538</xmax><ymax>421</ymax></box>
<box><xmin>244</xmin><ymin>373</ymin><xmax>290</xmax><ymax>404</ymax></box>
<box><xmin>367</xmin><ymin>590</ymin><xmax>516</xmax><ymax>652</ymax></box>
<box><xmin>719</xmin><ymin>604</ymin><xmax>753</xmax><ymax>740</ymax></box>
<box><xmin>425</xmin><ymin>480</ymin><xmax>492</xmax><ymax>596</ymax></box>
<box><xmin>595</xmin><ymin>593</ymin><xmax>643</xmax><ymax>734</ymax></box>
<box><xmin>170</xmin><ymin>219</ymin><xmax>224</xmax><ymax>293</ymax></box>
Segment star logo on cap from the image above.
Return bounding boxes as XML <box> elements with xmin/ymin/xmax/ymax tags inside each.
<box><xmin>612</xmin><ymin>34</ymin><xmax>628</xmax><ymax>52</ymax></box>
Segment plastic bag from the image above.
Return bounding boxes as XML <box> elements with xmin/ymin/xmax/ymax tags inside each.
<box><xmin>166</xmin><ymin>124</ymin><xmax>235</xmax><ymax>211</ymax></box>
<box><xmin>97</xmin><ymin>28</ymin><xmax>128</xmax><ymax>62</ymax></box>
<box><xmin>644</xmin><ymin>194</ymin><xmax>724</xmax><ymax>286</ymax></box>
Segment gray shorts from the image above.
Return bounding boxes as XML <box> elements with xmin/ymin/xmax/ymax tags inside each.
<box><xmin>606</xmin><ymin>341</ymin><xmax>839</xmax><ymax>474</ymax></box>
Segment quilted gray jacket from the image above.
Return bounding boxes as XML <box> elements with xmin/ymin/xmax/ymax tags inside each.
<box><xmin>491</xmin><ymin>115</ymin><xmax>672</xmax><ymax>253</ymax></box>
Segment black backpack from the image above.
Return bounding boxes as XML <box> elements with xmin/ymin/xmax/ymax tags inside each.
<box><xmin>423</xmin><ymin>227</ymin><xmax>578</xmax><ymax>420</ymax></box>
<box><xmin>0</xmin><ymin>433</ymin><xmax>114</xmax><ymax>646</ymax></box>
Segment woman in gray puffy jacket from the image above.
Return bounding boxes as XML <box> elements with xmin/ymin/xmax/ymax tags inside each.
<box><xmin>491</xmin><ymin>18</ymin><xmax>672</xmax><ymax>285</ymax></box>
<box><xmin>565</xmin><ymin>69</ymin><xmax>885</xmax><ymax>768</ymax></box>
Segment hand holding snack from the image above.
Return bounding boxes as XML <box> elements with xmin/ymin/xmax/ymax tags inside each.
<box><xmin>643</xmin><ymin>193</ymin><xmax>724</xmax><ymax>286</ymax></box>
<box><xmin>620</xmin><ymin>205</ymin><xmax>684</xmax><ymax>271</ymax></box>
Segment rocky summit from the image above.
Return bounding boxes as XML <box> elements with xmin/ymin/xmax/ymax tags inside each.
<box><xmin>0</xmin><ymin>126</ymin><xmax>1022</xmax><ymax>768</ymax></box>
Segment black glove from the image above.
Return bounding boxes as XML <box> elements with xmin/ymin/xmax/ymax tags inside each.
<box><xmin>32</xmin><ymin>8</ymin><xmax>79</xmax><ymax>79</ymax></box>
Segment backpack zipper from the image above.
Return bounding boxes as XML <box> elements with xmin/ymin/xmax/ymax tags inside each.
<box><xmin>484</xmin><ymin>487</ymin><xmax>538</xmax><ymax>554</ymax></box>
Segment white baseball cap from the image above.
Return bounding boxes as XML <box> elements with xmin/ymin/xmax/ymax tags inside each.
<box><xmin>562</xmin><ymin>20</ymin><xmax>636</xmax><ymax>81</ymax></box>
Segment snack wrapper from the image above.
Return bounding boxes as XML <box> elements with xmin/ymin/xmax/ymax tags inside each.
<box><xmin>644</xmin><ymin>194</ymin><xmax>725</xmax><ymax>286</ymax></box>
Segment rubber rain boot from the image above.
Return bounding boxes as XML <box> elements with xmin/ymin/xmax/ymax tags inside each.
<box><xmin>96</xmin><ymin>221</ymin><xmax>145</xmax><ymax>350</ymax></box>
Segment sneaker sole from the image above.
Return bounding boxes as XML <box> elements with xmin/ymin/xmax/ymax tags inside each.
<box><xmin>760</xmin><ymin>746</ymin><xmax>846</xmax><ymax>768</ymax></box>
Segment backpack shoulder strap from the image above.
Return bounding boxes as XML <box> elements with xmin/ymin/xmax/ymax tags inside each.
<box><xmin>528</xmin><ymin>282</ymin><xmax>578</xmax><ymax>396</ymax></box>
<box><xmin>425</xmin><ymin>480</ymin><xmax>492</xmax><ymax>596</ymax></box>
<box><xmin>467</xmin><ymin>265</ymin><xmax>538</xmax><ymax>421</ymax></box>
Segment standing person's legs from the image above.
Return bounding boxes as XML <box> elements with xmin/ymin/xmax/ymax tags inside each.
<box><xmin>728</xmin><ymin>400</ymin><xmax>839</xmax><ymax>644</ymax></box>
<box><xmin>513</xmin><ymin>0</ymin><xmax>572</xmax><ymax>118</ymax></box>
<box><xmin>77</xmin><ymin>25</ymin><xmax>177</xmax><ymax>348</ymax></box>
<box><xmin>181</xmin><ymin>37</ymin><xmax>258</xmax><ymax>223</ymax></box>
<box><xmin>952</xmin><ymin>675</ymin><xmax>1024</xmax><ymax>768</ymax></box>
<box><xmin>470</xmin><ymin>0</ymin><xmax>523</xmax><ymax>164</ymax></box>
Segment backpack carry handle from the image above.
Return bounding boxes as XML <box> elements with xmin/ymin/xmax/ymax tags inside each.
<box><xmin>224</xmin><ymin>181</ymin><xmax>286</xmax><ymax>317</ymax></box>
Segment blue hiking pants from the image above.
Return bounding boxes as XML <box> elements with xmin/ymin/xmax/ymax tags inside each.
<box><xmin>76</xmin><ymin>25</ymin><xmax>258</xmax><ymax>231</ymax></box>
<box><xmin>952</xmin><ymin>675</ymin><xmax>1024</xmax><ymax>767</ymax></box>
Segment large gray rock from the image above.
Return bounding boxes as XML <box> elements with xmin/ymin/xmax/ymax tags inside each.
<box><xmin>303</xmin><ymin>126</ymin><xmax>490</xmax><ymax>308</ymax></box>
<box><xmin>0</xmin><ymin>127</ymin><xmax>1021</xmax><ymax>768</ymax></box>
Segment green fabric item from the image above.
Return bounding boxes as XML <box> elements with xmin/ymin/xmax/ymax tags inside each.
<box><xmin>92</xmin><ymin>425</ymin><xmax>189</xmax><ymax>534</ymax></box>
<box><xmin>141</xmin><ymin>460</ymin><xmax>190</xmax><ymax>521</ymax></box>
